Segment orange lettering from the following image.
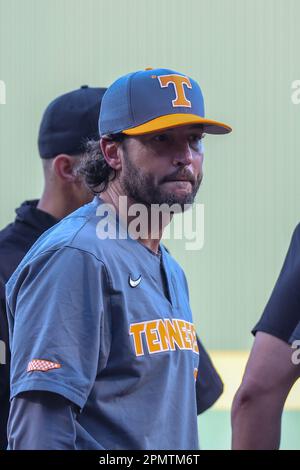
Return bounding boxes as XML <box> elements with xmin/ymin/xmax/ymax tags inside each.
<box><xmin>145</xmin><ymin>321</ymin><xmax>162</xmax><ymax>354</ymax></box>
<box><xmin>158</xmin><ymin>74</ymin><xmax>192</xmax><ymax>107</ymax></box>
<box><xmin>191</xmin><ymin>325</ymin><xmax>199</xmax><ymax>354</ymax></box>
<box><xmin>165</xmin><ymin>319</ymin><xmax>184</xmax><ymax>350</ymax></box>
<box><xmin>157</xmin><ymin>319</ymin><xmax>171</xmax><ymax>351</ymax></box>
<box><xmin>177</xmin><ymin>320</ymin><xmax>192</xmax><ymax>349</ymax></box>
<box><xmin>129</xmin><ymin>323</ymin><xmax>145</xmax><ymax>356</ymax></box>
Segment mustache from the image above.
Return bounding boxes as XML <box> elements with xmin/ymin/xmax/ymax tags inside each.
<box><xmin>162</xmin><ymin>168</ymin><xmax>197</xmax><ymax>184</ymax></box>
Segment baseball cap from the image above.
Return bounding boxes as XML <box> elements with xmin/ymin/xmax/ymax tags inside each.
<box><xmin>99</xmin><ymin>68</ymin><xmax>231</xmax><ymax>136</ymax></box>
<box><xmin>38</xmin><ymin>85</ymin><xmax>107</xmax><ymax>159</ymax></box>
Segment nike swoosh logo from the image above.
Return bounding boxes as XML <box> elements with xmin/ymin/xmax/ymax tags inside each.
<box><xmin>128</xmin><ymin>274</ymin><xmax>142</xmax><ymax>288</ymax></box>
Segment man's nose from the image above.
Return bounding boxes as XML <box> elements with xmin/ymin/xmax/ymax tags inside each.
<box><xmin>172</xmin><ymin>141</ymin><xmax>193</xmax><ymax>166</ymax></box>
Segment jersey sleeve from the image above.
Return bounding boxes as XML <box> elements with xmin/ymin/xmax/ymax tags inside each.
<box><xmin>8</xmin><ymin>391</ymin><xmax>77</xmax><ymax>450</ymax></box>
<box><xmin>252</xmin><ymin>224</ymin><xmax>300</xmax><ymax>343</ymax></box>
<box><xmin>6</xmin><ymin>246</ymin><xmax>109</xmax><ymax>410</ymax></box>
<box><xmin>195</xmin><ymin>336</ymin><xmax>223</xmax><ymax>414</ymax></box>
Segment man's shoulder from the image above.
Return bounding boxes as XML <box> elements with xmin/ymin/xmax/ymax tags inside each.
<box><xmin>6</xmin><ymin>199</ymin><xmax>121</xmax><ymax>280</ymax></box>
<box><xmin>5</xmin><ymin>210</ymin><xmax>112</xmax><ymax>304</ymax></box>
<box><xmin>17</xmin><ymin>201</ymin><xmax>104</xmax><ymax>262</ymax></box>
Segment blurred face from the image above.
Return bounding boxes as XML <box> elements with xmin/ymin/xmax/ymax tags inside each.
<box><xmin>119</xmin><ymin>124</ymin><xmax>204</xmax><ymax>209</ymax></box>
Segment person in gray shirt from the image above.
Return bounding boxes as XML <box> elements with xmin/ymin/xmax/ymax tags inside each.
<box><xmin>6</xmin><ymin>67</ymin><xmax>231</xmax><ymax>449</ymax></box>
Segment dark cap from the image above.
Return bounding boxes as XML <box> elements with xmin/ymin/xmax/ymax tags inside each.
<box><xmin>38</xmin><ymin>86</ymin><xmax>107</xmax><ymax>159</ymax></box>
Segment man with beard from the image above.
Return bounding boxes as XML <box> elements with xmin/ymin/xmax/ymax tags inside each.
<box><xmin>6</xmin><ymin>68</ymin><xmax>231</xmax><ymax>450</ymax></box>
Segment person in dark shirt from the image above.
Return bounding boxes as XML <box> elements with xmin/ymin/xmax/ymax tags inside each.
<box><xmin>0</xmin><ymin>85</ymin><xmax>107</xmax><ymax>449</ymax></box>
<box><xmin>232</xmin><ymin>224</ymin><xmax>300</xmax><ymax>449</ymax></box>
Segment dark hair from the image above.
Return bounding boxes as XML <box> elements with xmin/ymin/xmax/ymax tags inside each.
<box><xmin>78</xmin><ymin>134</ymin><xmax>127</xmax><ymax>194</ymax></box>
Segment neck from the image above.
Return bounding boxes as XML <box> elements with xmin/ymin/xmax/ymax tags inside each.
<box><xmin>100</xmin><ymin>182</ymin><xmax>171</xmax><ymax>254</ymax></box>
<box><xmin>37</xmin><ymin>186</ymin><xmax>77</xmax><ymax>220</ymax></box>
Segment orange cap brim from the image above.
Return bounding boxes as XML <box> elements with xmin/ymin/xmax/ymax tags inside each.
<box><xmin>122</xmin><ymin>113</ymin><xmax>232</xmax><ymax>136</ymax></box>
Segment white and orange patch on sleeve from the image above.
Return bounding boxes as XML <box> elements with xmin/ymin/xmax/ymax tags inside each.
<box><xmin>27</xmin><ymin>359</ymin><xmax>61</xmax><ymax>373</ymax></box>
<box><xmin>129</xmin><ymin>319</ymin><xmax>199</xmax><ymax>357</ymax></box>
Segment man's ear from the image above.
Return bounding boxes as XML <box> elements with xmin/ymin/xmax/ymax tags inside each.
<box><xmin>53</xmin><ymin>154</ymin><xmax>77</xmax><ymax>182</ymax></box>
<box><xmin>100</xmin><ymin>138</ymin><xmax>122</xmax><ymax>171</ymax></box>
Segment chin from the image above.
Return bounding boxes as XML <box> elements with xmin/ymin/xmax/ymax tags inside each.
<box><xmin>158</xmin><ymin>194</ymin><xmax>195</xmax><ymax>212</ymax></box>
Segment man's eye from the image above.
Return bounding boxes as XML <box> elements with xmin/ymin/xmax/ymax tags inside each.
<box><xmin>189</xmin><ymin>134</ymin><xmax>205</xmax><ymax>150</ymax></box>
<box><xmin>189</xmin><ymin>134</ymin><xmax>205</xmax><ymax>143</ymax></box>
<box><xmin>153</xmin><ymin>134</ymin><xmax>169</xmax><ymax>143</ymax></box>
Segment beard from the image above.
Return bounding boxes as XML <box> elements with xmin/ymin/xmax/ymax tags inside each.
<box><xmin>119</xmin><ymin>151</ymin><xmax>203</xmax><ymax>211</ymax></box>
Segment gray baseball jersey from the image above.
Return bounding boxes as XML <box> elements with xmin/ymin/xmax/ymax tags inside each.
<box><xmin>6</xmin><ymin>196</ymin><xmax>201</xmax><ymax>449</ymax></box>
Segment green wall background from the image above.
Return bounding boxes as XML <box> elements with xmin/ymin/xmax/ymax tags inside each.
<box><xmin>1</xmin><ymin>0</ymin><xmax>300</xmax><ymax>350</ymax></box>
